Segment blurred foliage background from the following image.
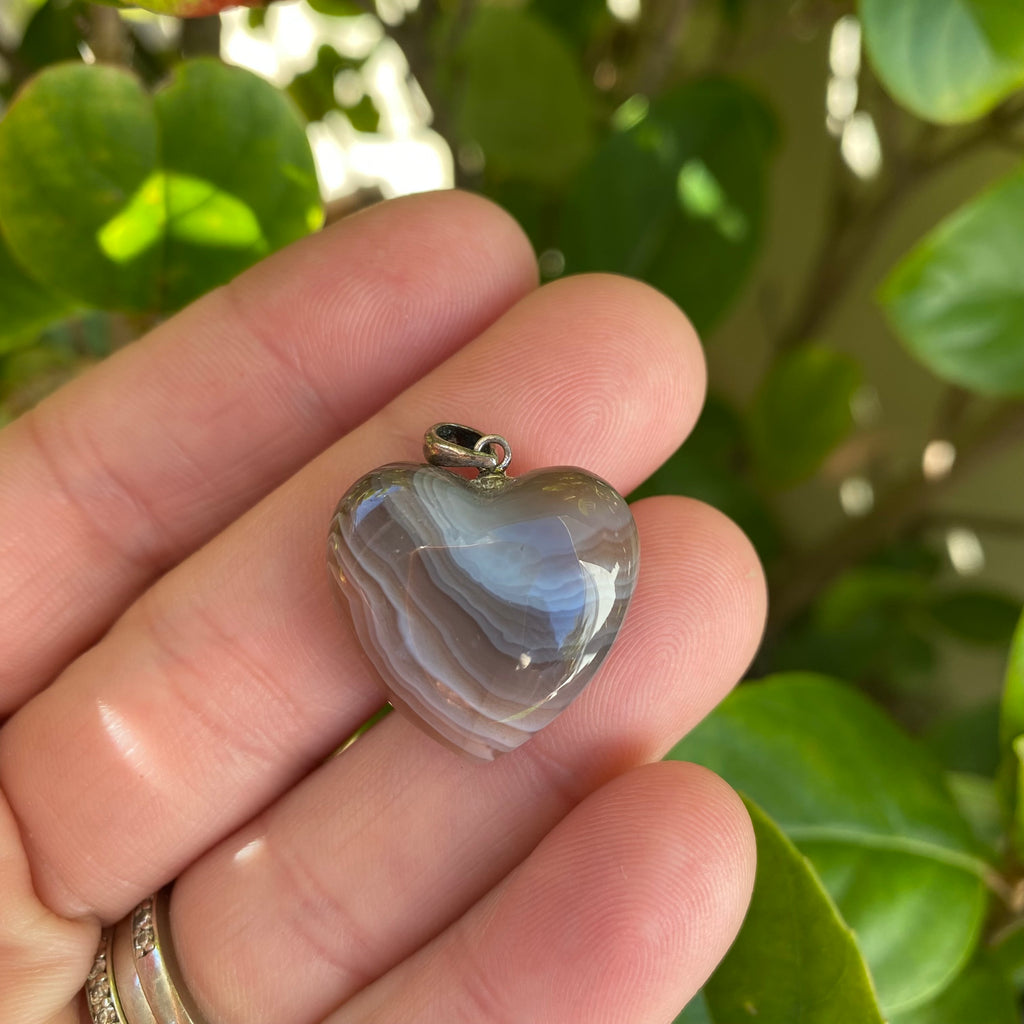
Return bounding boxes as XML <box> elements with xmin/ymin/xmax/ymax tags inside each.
<box><xmin>2</xmin><ymin>0</ymin><xmax>1024</xmax><ymax>1020</ymax></box>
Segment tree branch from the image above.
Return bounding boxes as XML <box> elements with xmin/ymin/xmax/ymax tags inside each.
<box><xmin>385</xmin><ymin>0</ymin><xmax>472</xmax><ymax>185</ymax></box>
<box><xmin>180</xmin><ymin>15</ymin><xmax>221</xmax><ymax>58</ymax></box>
<box><xmin>87</xmin><ymin>6</ymin><xmax>131</xmax><ymax>66</ymax></box>
<box><xmin>0</xmin><ymin>33</ymin><xmax>30</xmax><ymax>88</ymax></box>
<box><xmin>776</xmin><ymin>100</ymin><xmax>1024</xmax><ymax>352</ymax></box>
<box><xmin>767</xmin><ymin>401</ymin><xmax>1024</xmax><ymax>634</ymax></box>
<box><xmin>760</xmin><ymin>96</ymin><xmax>1024</xmax><ymax>630</ymax></box>
<box><xmin>633</xmin><ymin>0</ymin><xmax>697</xmax><ymax>96</ymax></box>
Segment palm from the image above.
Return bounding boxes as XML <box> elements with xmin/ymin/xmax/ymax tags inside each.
<box><xmin>0</xmin><ymin>192</ymin><xmax>764</xmax><ymax>1024</ymax></box>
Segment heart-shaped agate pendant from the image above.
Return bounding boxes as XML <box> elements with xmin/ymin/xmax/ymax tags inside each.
<box><xmin>327</xmin><ymin>424</ymin><xmax>639</xmax><ymax>760</ymax></box>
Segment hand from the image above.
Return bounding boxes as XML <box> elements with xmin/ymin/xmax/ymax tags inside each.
<box><xmin>0</xmin><ymin>191</ymin><xmax>765</xmax><ymax>1024</ymax></box>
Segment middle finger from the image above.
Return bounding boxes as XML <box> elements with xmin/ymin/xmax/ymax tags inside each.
<box><xmin>0</xmin><ymin>273</ymin><xmax>704</xmax><ymax>923</ymax></box>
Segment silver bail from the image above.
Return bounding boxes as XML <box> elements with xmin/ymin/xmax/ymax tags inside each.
<box><xmin>424</xmin><ymin>423</ymin><xmax>512</xmax><ymax>476</ymax></box>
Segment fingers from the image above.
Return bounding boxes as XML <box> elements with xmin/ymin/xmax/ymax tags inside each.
<box><xmin>0</xmin><ymin>272</ymin><xmax>708</xmax><ymax>923</ymax></box>
<box><xmin>331</xmin><ymin>762</ymin><xmax>755</xmax><ymax>1024</ymax></box>
<box><xmin>0</xmin><ymin>789</ymin><xmax>95</xmax><ymax>1024</ymax></box>
<box><xmin>0</xmin><ymin>190</ymin><xmax>537</xmax><ymax>713</ymax></box>
<box><xmin>167</xmin><ymin>495</ymin><xmax>765</xmax><ymax>1024</ymax></box>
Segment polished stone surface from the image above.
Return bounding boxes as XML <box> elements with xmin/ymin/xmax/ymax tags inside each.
<box><xmin>328</xmin><ymin>463</ymin><xmax>639</xmax><ymax>760</ymax></box>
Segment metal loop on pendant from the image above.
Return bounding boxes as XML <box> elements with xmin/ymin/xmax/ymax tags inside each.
<box><xmin>424</xmin><ymin>423</ymin><xmax>512</xmax><ymax>476</ymax></box>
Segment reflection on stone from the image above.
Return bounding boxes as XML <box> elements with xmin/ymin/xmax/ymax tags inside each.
<box><xmin>328</xmin><ymin>464</ymin><xmax>639</xmax><ymax>760</ymax></box>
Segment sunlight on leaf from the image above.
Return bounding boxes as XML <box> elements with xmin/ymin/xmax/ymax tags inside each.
<box><xmin>611</xmin><ymin>94</ymin><xmax>650</xmax><ymax>132</ymax></box>
<box><xmin>98</xmin><ymin>172</ymin><xmax>268</xmax><ymax>264</ymax></box>
<box><xmin>676</xmin><ymin>159</ymin><xmax>748</xmax><ymax>241</ymax></box>
<box><xmin>0</xmin><ymin>61</ymin><xmax>320</xmax><ymax>313</ymax></box>
<box><xmin>167</xmin><ymin>175</ymin><xmax>266</xmax><ymax>249</ymax></box>
<box><xmin>96</xmin><ymin>173</ymin><xmax>165</xmax><ymax>263</ymax></box>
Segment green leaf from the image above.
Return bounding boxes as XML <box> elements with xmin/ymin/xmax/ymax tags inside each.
<box><xmin>771</xmin><ymin>567</ymin><xmax>937</xmax><ymax>690</ymax></box>
<box><xmin>748</xmin><ymin>346</ymin><xmax>861</xmax><ymax>487</ymax></box>
<box><xmin>672</xmin><ymin>992</ymin><xmax>712</xmax><ymax>1024</ymax></box>
<box><xmin>0</xmin><ymin>230</ymin><xmax>74</xmax><ymax>344</ymax></box>
<box><xmin>19</xmin><ymin>0</ymin><xmax>85</xmax><ymax>73</ymax></box>
<box><xmin>153</xmin><ymin>59</ymin><xmax>322</xmax><ymax>309</ymax></box>
<box><xmin>929</xmin><ymin>589</ymin><xmax>1022</xmax><ymax>646</ymax></box>
<box><xmin>670</xmin><ymin>674</ymin><xmax>992</xmax><ymax>1013</ymax></box>
<box><xmin>453</xmin><ymin>7</ymin><xmax>594</xmax><ymax>186</ymax></box>
<box><xmin>342</xmin><ymin>93</ymin><xmax>380</xmax><ymax>134</ymax></box>
<box><xmin>1009</xmin><ymin>735</ymin><xmax>1024</xmax><ymax>857</ymax></box>
<box><xmin>630</xmin><ymin>395</ymin><xmax>782</xmax><ymax>561</ymax></box>
<box><xmin>890</xmin><ymin>955</ymin><xmax>1017</xmax><ymax>1024</ymax></box>
<box><xmin>925</xmin><ymin>701</ymin><xmax>1000</xmax><ymax>775</ymax></box>
<box><xmin>859</xmin><ymin>0</ymin><xmax>1024</xmax><ymax>124</ymax></box>
<box><xmin>998</xmin><ymin>609</ymin><xmax>1024</xmax><ymax>750</ymax></box>
<box><xmin>287</xmin><ymin>44</ymin><xmax>367</xmax><ymax>124</ymax></box>
<box><xmin>703</xmin><ymin>800</ymin><xmax>885</xmax><ymax>1024</ymax></box>
<box><xmin>529</xmin><ymin>0</ymin><xmax>610</xmax><ymax>48</ymax></box>
<box><xmin>992</xmin><ymin>919</ymin><xmax>1024</xmax><ymax>989</ymax></box>
<box><xmin>304</xmin><ymin>0</ymin><xmax>364</xmax><ymax>15</ymax></box>
<box><xmin>881</xmin><ymin>169</ymin><xmax>1024</xmax><ymax>395</ymax></box>
<box><xmin>0</xmin><ymin>65</ymin><xmax>161</xmax><ymax>311</ymax></box>
<box><xmin>0</xmin><ymin>61</ymin><xmax>322</xmax><ymax>314</ymax></box>
<box><xmin>944</xmin><ymin>772</ymin><xmax>1003</xmax><ymax>851</ymax></box>
<box><xmin>111</xmin><ymin>0</ymin><xmax>264</xmax><ymax>14</ymax></box>
<box><xmin>997</xmin><ymin>611</ymin><xmax>1024</xmax><ymax>846</ymax></box>
<box><xmin>560</xmin><ymin>78</ymin><xmax>775</xmax><ymax>333</ymax></box>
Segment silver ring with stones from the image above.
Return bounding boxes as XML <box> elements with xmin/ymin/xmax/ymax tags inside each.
<box><xmin>327</xmin><ymin>422</ymin><xmax>640</xmax><ymax>761</ymax></box>
<box><xmin>85</xmin><ymin>888</ymin><xmax>208</xmax><ymax>1024</ymax></box>
<box><xmin>85</xmin><ymin>931</ymin><xmax>128</xmax><ymax>1024</ymax></box>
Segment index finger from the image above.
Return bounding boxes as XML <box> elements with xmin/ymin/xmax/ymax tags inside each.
<box><xmin>0</xmin><ymin>191</ymin><xmax>537</xmax><ymax>713</ymax></box>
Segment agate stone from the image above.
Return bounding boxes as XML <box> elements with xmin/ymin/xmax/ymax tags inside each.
<box><xmin>327</xmin><ymin>461</ymin><xmax>639</xmax><ymax>760</ymax></box>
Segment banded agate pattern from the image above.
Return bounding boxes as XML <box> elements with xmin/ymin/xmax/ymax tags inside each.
<box><xmin>327</xmin><ymin>463</ymin><xmax>639</xmax><ymax>760</ymax></box>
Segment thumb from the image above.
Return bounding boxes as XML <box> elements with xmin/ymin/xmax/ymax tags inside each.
<box><xmin>0</xmin><ymin>786</ymin><xmax>96</xmax><ymax>1024</ymax></box>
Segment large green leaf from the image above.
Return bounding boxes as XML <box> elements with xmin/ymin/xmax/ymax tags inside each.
<box><xmin>453</xmin><ymin>7</ymin><xmax>594</xmax><ymax>186</ymax></box>
<box><xmin>0</xmin><ymin>65</ymin><xmax>161</xmax><ymax>311</ymax></box>
<box><xmin>153</xmin><ymin>60</ymin><xmax>322</xmax><ymax>309</ymax></box>
<box><xmin>860</xmin><ymin>0</ymin><xmax>1024</xmax><ymax>124</ymax></box>
<box><xmin>670</xmin><ymin>674</ymin><xmax>992</xmax><ymax>1013</ymax></box>
<box><xmin>0</xmin><ymin>229</ymin><xmax>74</xmax><ymax>345</ymax></box>
<box><xmin>704</xmin><ymin>800</ymin><xmax>885</xmax><ymax>1024</ymax></box>
<box><xmin>0</xmin><ymin>61</ymin><xmax>321</xmax><ymax>314</ymax></box>
<box><xmin>881</xmin><ymin>170</ymin><xmax>1024</xmax><ymax>395</ymax></box>
<box><xmin>748</xmin><ymin>346</ymin><xmax>861</xmax><ymax>487</ymax></box>
<box><xmin>560</xmin><ymin>78</ymin><xmax>775</xmax><ymax>333</ymax></box>
<box><xmin>891</xmin><ymin>955</ymin><xmax>1017</xmax><ymax>1024</ymax></box>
